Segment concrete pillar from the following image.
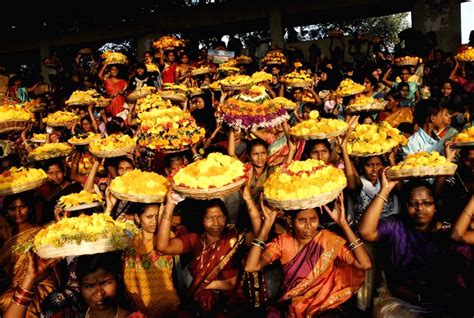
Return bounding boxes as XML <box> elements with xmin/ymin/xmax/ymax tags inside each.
<box><xmin>269</xmin><ymin>6</ymin><xmax>284</xmax><ymax>49</ymax></box>
<box><xmin>39</xmin><ymin>41</ymin><xmax>50</xmax><ymax>84</ymax></box>
<box><xmin>412</xmin><ymin>0</ymin><xmax>461</xmax><ymax>52</ymax></box>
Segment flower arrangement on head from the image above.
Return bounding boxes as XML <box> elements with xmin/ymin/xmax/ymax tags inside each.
<box><xmin>28</xmin><ymin>143</ymin><xmax>73</xmax><ymax>161</ymax></box>
<box><xmin>0</xmin><ymin>167</ymin><xmax>47</xmax><ymax>195</ymax></box>
<box><xmin>219</xmin><ymin>85</ymin><xmax>289</xmax><ymax>130</ymax></box>
<box><xmin>347</xmin><ymin>121</ymin><xmax>407</xmax><ymax>156</ymax></box>
<box><xmin>218</xmin><ymin>59</ymin><xmax>240</xmax><ymax>73</ymax></box>
<box><xmin>262</xmin><ymin>50</ymin><xmax>287</xmax><ymax>65</ymax></box>
<box><xmin>57</xmin><ymin>190</ymin><xmax>103</xmax><ymax>210</ymax></box>
<box><xmin>453</xmin><ymin>126</ymin><xmax>474</xmax><ymax>143</ymax></box>
<box><xmin>456</xmin><ymin>47</ymin><xmax>474</xmax><ymax>62</ymax></box>
<box><xmin>153</xmin><ymin>36</ymin><xmax>185</xmax><ymax>50</ymax></box>
<box><xmin>282</xmin><ymin>70</ymin><xmax>313</xmax><ymax>87</ymax></box>
<box><xmin>137</xmin><ymin>106</ymin><xmax>205</xmax><ymax>152</ymax></box>
<box><xmin>110</xmin><ymin>169</ymin><xmax>169</xmax><ymax>200</ymax></box>
<box><xmin>334</xmin><ymin>78</ymin><xmax>365</xmax><ymax>97</ymax></box>
<box><xmin>264</xmin><ymin>159</ymin><xmax>347</xmax><ymax>202</ymax></box>
<box><xmin>101</xmin><ymin>51</ymin><xmax>128</xmax><ymax>65</ymax></box>
<box><xmin>0</xmin><ymin>104</ymin><xmax>33</xmax><ymax>122</ymax></box>
<box><xmin>43</xmin><ymin>111</ymin><xmax>79</xmax><ymax>126</ymax></box>
<box><xmin>290</xmin><ymin>110</ymin><xmax>348</xmax><ymax>139</ymax></box>
<box><xmin>135</xmin><ymin>93</ymin><xmax>173</xmax><ymax>113</ymax></box>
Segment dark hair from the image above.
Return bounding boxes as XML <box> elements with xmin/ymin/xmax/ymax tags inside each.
<box><xmin>42</xmin><ymin>158</ymin><xmax>66</xmax><ymax>174</ymax></box>
<box><xmin>117</xmin><ymin>156</ymin><xmax>135</xmax><ymax>169</ymax></box>
<box><xmin>413</xmin><ymin>99</ymin><xmax>443</xmax><ymax>127</ymax></box>
<box><xmin>129</xmin><ymin>203</ymin><xmax>158</xmax><ymax>217</ymax></box>
<box><xmin>358</xmin><ymin>113</ymin><xmax>375</xmax><ymax>125</ymax></box>
<box><xmin>301</xmin><ymin>102</ymin><xmax>317</xmax><ymax>111</ymax></box>
<box><xmin>191</xmin><ymin>199</ymin><xmax>229</xmax><ymax>233</ymax></box>
<box><xmin>397</xmin><ymin>82</ymin><xmax>410</xmax><ymax>93</ymax></box>
<box><xmin>247</xmin><ymin>139</ymin><xmax>268</xmax><ymax>153</ymax></box>
<box><xmin>398</xmin><ymin>122</ymin><xmax>415</xmax><ymax>135</ymax></box>
<box><xmin>365</xmin><ymin>75</ymin><xmax>378</xmax><ymax>88</ymax></box>
<box><xmin>357</xmin><ymin>155</ymin><xmax>384</xmax><ymax>174</ymax></box>
<box><xmin>400</xmin><ymin>179</ymin><xmax>437</xmax><ymax>221</ymax></box>
<box><xmin>292</xmin><ymin>87</ymin><xmax>304</xmax><ymax>94</ymax></box>
<box><xmin>80</xmin><ymin>115</ymin><xmax>92</xmax><ymax>124</ymax></box>
<box><xmin>385</xmin><ymin>90</ymin><xmax>402</xmax><ymax>102</ymax></box>
<box><xmin>303</xmin><ymin>139</ymin><xmax>331</xmax><ymax>160</ymax></box>
<box><xmin>285</xmin><ymin>208</ymin><xmax>318</xmax><ymax>222</ymax></box>
<box><xmin>135</xmin><ymin>62</ymin><xmax>146</xmax><ymax>71</ymax></box>
<box><xmin>164</xmin><ymin>153</ymin><xmax>185</xmax><ymax>170</ymax></box>
<box><xmin>2</xmin><ymin>191</ymin><xmax>36</xmax><ymax>224</ymax></box>
<box><xmin>106</xmin><ymin>121</ymin><xmax>123</xmax><ymax>135</ymax></box>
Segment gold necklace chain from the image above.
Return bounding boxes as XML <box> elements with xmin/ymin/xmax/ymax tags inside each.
<box><xmin>85</xmin><ymin>304</ymin><xmax>119</xmax><ymax>318</ymax></box>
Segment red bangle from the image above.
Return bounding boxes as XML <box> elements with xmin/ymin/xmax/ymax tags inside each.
<box><xmin>12</xmin><ymin>294</ymin><xmax>32</xmax><ymax>306</ymax></box>
<box><xmin>15</xmin><ymin>285</ymin><xmax>35</xmax><ymax>298</ymax></box>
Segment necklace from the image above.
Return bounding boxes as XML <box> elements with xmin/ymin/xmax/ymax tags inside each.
<box><xmin>85</xmin><ymin>304</ymin><xmax>119</xmax><ymax>318</ymax></box>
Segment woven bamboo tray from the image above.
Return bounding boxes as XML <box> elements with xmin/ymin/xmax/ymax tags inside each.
<box><xmin>285</xmin><ymin>81</ymin><xmax>313</xmax><ymax>88</ymax></box>
<box><xmin>337</xmin><ymin>87</ymin><xmax>365</xmax><ymax>97</ymax></box>
<box><xmin>95</xmin><ymin>98</ymin><xmax>111</xmax><ymax>107</ymax></box>
<box><xmin>265</xmin><ymin>182</ymin><xmax>346</xmax><ymax>210</ymax></box>
<box><xmin>349</xmin><ymin>147</ymin><xmax>393</xmax><ymax>157</ymax></box>
<box><xmin>172</xmin><ymin>178</ymin><xmax>246</xmax><ymax>200</ymax></box>
<box><xmin>28</xmin><ymin>149</ymin><xmax>73</xmax><ymax>162</ymax></box>
<box><xmin>191</xmin><ymin>68</ymin><xmax>211</xmax><ymax>76</ymax></box>
<box><xmin>68</xmin><ymin>139</ymin><xmax>93</xmax><ymax>146</ymax></box>
<box><xmin>220</xmin><ymin>84</ymin><xmax>252</xmax><ymax>91</ymax></box>
<box><xmin>127</xmin><ymin>89</ymin><xmax>154</xmax><ymax>103</ymax></box>
<box><xmin>0</xmin><ymin>178</ymin><xmax>47</xmax><ymax>196</ymax></box>
<box><xmin>346</xmin><ymin>101</ymin><xmax>387</xmax><ymax>114</ymax></box>
<box><xmin>395</xmin><ymin>60</ymin><xmax>420</xmax><ymax>66</ymax></box>
<box><xmin>291</xmin><ymin>128</ymin><xmax>347</xmax><ymax>140</ymax></box>
<box><xmin>386</xmin><ymin>164</ymin><xmax>457</xmax><ymax>180</ymax></box>
<box><xmin>90</xmin><ymin>144</ymin><xmax>135</xmax><ymax>158</ymax></box>
<box><xmin>63</xmin><ymin>202</ymin><xmax>102</xmax><ymax>212</ymax></box>
<box><xmin>110</xmin><ymin>189</ymin><xmax>165</xmax><ymax>203</ymax></box>
<box><xmin>160</xmin><ymin>92</ymin><xmax>186</xmax><ymax>102</ymax></box>
<box><xmin>0</xmin><ymin>120</ymin><xmax>30</xmax><ymax>134</ymax></box>
<box><xmin>451</xmin><ymin>141</ymin><xmax>474</xmax><ymax>148</ymax></box>
<box><xmin>44</xmin><ymin>119</ymin><xmax>77</xmax><ymax>128</ymax></box>
<box><xmin>35</xmin><ymin>235</ymin><xmax>132</xmax><ymax>258</ymax></box>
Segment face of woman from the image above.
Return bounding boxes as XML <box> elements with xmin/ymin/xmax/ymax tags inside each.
<box><xmin>192</xmin><ymin>97</ymin><xmax>205</xmax><ymax>110</ymax></box>
<box><xmin>181</xmin><ymin>55</ymin><xmax>189</xmax><ymax>64</ymax></box>
<box><xmin>406</xmin><ymin>187</ymin><xmax>435</xmax><ymax>227</ymax></box>
<box><xmin>203</xmin><ymin>206</ymin><xmax>227</xmax><ymax>237</ymax></box>
<box><xmin>167</xmin><ymin>52</ymin><xmax>176</xmax><ymax>62</ymax></box>
<box><xmin>109</xmin><ymin>66</ymin><xmax>119</xmax><ymax>77</ymax></box>
<box><xmin>272</xmin><ymin>75</ymin><xmax>278</xmax><ymax>85</ymax></box>
<box><xmin>271</xmin><ymin>67</ymin><xmax>280</xmax><ymax>75</ymax></box>
<box><xmin>136</xmin><ymin>68</ymin><xmax>145</xmax><ymax>76</ymax></box>
<box><xmin>431</xmin><ymin>108</ymin><xmax>451</xmax><ymax>129</ymax></box>
<box><xmin>144</xmin><ymin>53</ymin><xmax>152</xmax><ymax>63</ymax></box>
<box><xmin>292</xmin><ymin>209</ymin><xmax>319</xmax><ymax>240</ymax></box>
<box><xmin>7</xmin><ymin>198</ymin><xmax>29</xmax><ymax>225</ymax></box>
<box><xmin>363</xmin><ymin>157</ymin><xmax>383</xmax><ymax>183</ymax></box>
<box><xmin>293</xmin><ymin>89</ymin><xmax>303</xmax><ymax>102</ymax></box>
<box><xmin>136</xmin><ymin>205</ymin><xmax>159</xmax><ymax>234</ymax></box>
<box><xmin>310</xmin><ymin>143</ymin><xmax>330</xmax><ymax>164</ymax></box>
<box><xmin>249</xmin><ymin>145</ymin><xmax>268</xmax><ymax>168</ymax></box>
<box><xmin>399</xmin><ymin>85</ymin><xmax>410</xmax><ymax>98</ymax></box>
<box><xmin>363</xmin><ymin>78</ymin><xmax>373</xmax><ymax>92</ymax></box>
<box><xmin>47</xmin><ymin>164</ymin><xmax>65</xmax><ymax>186</ymax></box>
<box><xmin>82</xmin><ymin>119</ymin><xmax>92</xmax><ymax>132</ymax></box>
<box><xmin>302</xmin><ymin>107</ymin><xmax>311</xmax><ymax>120</ymax></box>
<box><xmin>441</xmin><ymin>83</ymin><xmax>452</xmax><ymax>97</ymax></box>
<box><xmin>362</xmin><ymin>116</ymin><xmax>374</xmax><ymax>125</ymax></box>
<box><xmin>117</xmin><ymin>160</ymin><xmax>134</xmax><ymax>176</ymax></box>
<box><xmin>80</xmin><ymin>269</ymin><xmax>118</xmax><ymax>313</ymax></box>
<box><xmin>386</xmin><ymin>96</ymin><xmax>399</xmax><ymax>111</ymax></box>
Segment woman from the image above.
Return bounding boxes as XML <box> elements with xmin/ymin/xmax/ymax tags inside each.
<box><xmin>98</xmin><ymin>64</ymin><xmax>128</xmax><ymax>118</ymax></box>
<box><xmin>144</xmin><ymin>50</ymin><xmax>162</xmax><ymax>90</ymax></box>
<box><xmin>302</xmin><ymin>139</ymin><xmax>343</xmax><ymax>169</ymax></box>
<box><xmin>128</xmin><ymin>63</ymin><xmax>155</xmax><ymax>92</ymax></box>
<box><xmin>358</xmin><ymin>173</ymin><xmax>467</xmax><ymax>317</ymax></box>
<box><xmin>36</xmin><ymin>159</ymin><xmax>83</xmax><ymax>225</ymax></box>
<box><xmin>0</xmin><ymin>193</ymin><xmax>57</xmax><ymax>317</ymax></box>
<box><xmin>175</xmin><ymin>53</ymin><xmax>194</xmax><ymax>87</ymax></box>
<box><xmin>379</xmin><ymin>92</ymin><xmax>413</xmax><ymax>128</ymax></box>
<box><xmin>157</xmin><ymin>189</ymin><xmax>263</xmax><ymax>317</ymax></box>
<box><xmin>245</xmin><ymin>194</ymin><xmax>372</xmax><ymax>317</ymax></box>
<box><xmin>363</xmin><ymin>75</ymin><xmax>384</xmax><ymax>99</ymax></box>
<box><xmin>159</xmin><ymin>50</ymin><xmax>178</xmax><ymax>84</ymax></box>
<box><xmin>5</xmin><ymin>76</ymin><xmax>38</xmax><ymax>103</ymax></box>
<box><xmin>124</xmin><ymin>203</ymin><xmax>180</xmax><ymax>317</ymax></box>
<box><xmin>104</xmin><ymin>157</ymin><xmax>135</xmax><ymax>220</ymax></box>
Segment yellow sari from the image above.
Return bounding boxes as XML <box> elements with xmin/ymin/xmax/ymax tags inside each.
<box><xmin>0</xmin><ymin>227</ymin><xmax>57</xmax><ymax>317</ymax></box>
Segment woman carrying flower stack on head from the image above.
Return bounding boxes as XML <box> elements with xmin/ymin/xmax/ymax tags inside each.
<box><xmin>0</xmin><ymin>192</ymin><xmax>58</xmax><ymax>317</ymax></box>
<box><xmin>98</xmin><ymin>64</ymin><xmax>128</xmax><ymax>119</ymax></box>
<box><xmin>244</xmin><ymin>194</ymin><xmax>372</xmax><ymax>318</ymax></box>
<box><xmin>123</xmin><ymin>203</ymin><xmax>180</xmax><ymax>317</ymax></box>
<box><xmin>158</xmin><ymin>49</ymin><xmax>178</xmax><ymax>84</ymax></box>
<box><xmin>157</xmin><ymin>187</ymin><xmax>265</xmax><ymax>317</ymax></box>
<box><xmin>358</xmin><ymin>173</ymin><xmax>471</xmax><ymax>317</ymax></box>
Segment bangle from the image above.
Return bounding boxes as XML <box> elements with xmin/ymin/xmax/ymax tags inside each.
<box><xmin>350</xmin><ymin>241</ymin><xmax>364</xmax><ymax>251</ymax></box>
<box><xmin>193</xmin><ymin>153</ymin><xmax>202</xmax><ymax>161</ymax></box>
<box><xmin>463</xmin><ymin>210</ymin><xmax>473</xmax><ymax>218</ymax></box>
<box><xmin>15</xmin><ymin>285</ymin><xmax>35</xmax><ymax>298</ymax></box>
<box><xmin>12</xmin><ymin>293</ymin><xmax>32</xmax><ymax>306</ymax></box>
<box><xmin>252</xmin><ymin>239</ymin><xmax>266</xmax><ymax>249</ymax></box>
<box><xmin>348</xmin><ymin>238</ymin><xmax>361</xmax><ymax>249</ymax></box>
<box><xmin>374</xmin><ymin>193</ymin><xmax>388</xmax><ymax>203</ymax></box>
<box><xmin>161</xmin><ymin>212</ymin><xmax>173</xmax><ymax>222</ymax></box>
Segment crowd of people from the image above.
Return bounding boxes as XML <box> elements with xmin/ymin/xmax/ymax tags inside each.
<box><xmin>0</xmin><ymin>27</ymin><xmax>473</xmax><ymax>318</ymax></box>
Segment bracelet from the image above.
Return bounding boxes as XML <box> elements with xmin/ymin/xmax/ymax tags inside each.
<box><xmin>463</xmin><ymin>210</ymin><xmax>473</xmax><ymax>218</ymax></box>
<box><xmin>374</xmin><ymin>193</ymin><xmax>388</xmax><ymax>203</ymax></box>
<box><xmin>15</xmin><ymin>285</ymin><xmax>35</xmax><ymax>298</ymax></box>
<box><xmin>253</xmin><ymin>238</ymin><xmax>266</xmax><ymax>247</ymax></box>
<box><xmin>350</xmin><ymin>241</ymin><xmax>364</xmax><ymax>251</ymax></box>
<box><xmin>12</xmin><ymin>293</ymin><xmax>32</xmax><ymax>306</ymax></box>
<box><xmin>251</xmin><ymin>242</ymin><xmax>265</xmax><ymax>250</ymax></box>
<box><xmin>193</xmin><ymin>154</ymin><xmax>202</xmax><ymax>161</ymax></box>
<box><xmin>348</xmin><ymin>238</ymin><xmax>362</xmax><ymax>249</ymax></box>
<box><xmin>161</xmin><ymin>212</ymin><xmax>173</xmax><ymax>222</ymax></box>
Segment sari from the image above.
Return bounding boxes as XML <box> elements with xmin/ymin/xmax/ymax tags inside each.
<box><xmin>383</xmin><ymin>108</ymin><xmax>413</xmax><ymax>128</ymax></box>
<box><xmin>262</xmin><ymin>231</ymin><xmax>365</xmax><ymax>318</ymax></box>
<box><xmin>104</xmin><ymin>79</ymin><xmax>128</xmax><ymax>117</ymax></box>
<box><xmin>180</xmin><ymin>227</ymin><xmax>246</xmax><ymax>316</ymax></box>
<box><xmin>261</xmin><ymin>133</ymin><xmax>304</xmax><ymax>167</ymax></box>
<box><xmin>0</xmin><ymin>227</ymin><xmax>57</xmax><ymax>317</ymax></box>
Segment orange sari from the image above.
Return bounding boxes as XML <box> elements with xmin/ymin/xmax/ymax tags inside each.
<box><xmin>262</xmin><ymin>231</ymin><xmax>365</xmax><ymax>318</ymax></box>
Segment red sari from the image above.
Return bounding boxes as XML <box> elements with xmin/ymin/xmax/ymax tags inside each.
<box><xmin>263</xmin><ymin>231</ymin><xmax>365</xmax><ymax>318</ymax></box>
<box><xmin>180</xmin><ymin>227</ymin><xmax>246</xmax><ymax>315</ymax></box>
<box><xmin>104</xmin><ymin>78</ymin><xmax>127</xmax><ymax>117</ymax></box>
<box><xmin>162</xmin><ymin>63</ymin><xmax>177</xmax><ymax>84</ymax></box>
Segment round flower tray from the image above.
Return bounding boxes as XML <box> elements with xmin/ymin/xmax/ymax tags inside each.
<box><xmin>160</xmin><ymin>92</ymin><xmax>187</xmax><ymax>103</ymax></box>
<box><xmin>110</xmin><ymin>189</ymin><xmax>165</xmax><ymax>203</ymax></box>
<box><xmin>291</xmin><ymin>128</ymin><xmax>347</xmax><ymax>140</ymax></box>
<box><xmin>191</xmin><ymin>68</ymin><xmax>211</xmax><ymax>77</ymax></box>
<box><xmin>127</xmin><ymin>89</ymin><xmax>154</xmax><ymax>103</ymax></box>
<box><xmin>451</xmin><ymin>141</ymin><xmax>474</xmax><ymax>148</ymax></box>
<box><xmin>0</xmin><ymin>120</ymin><xmax>30</xmax><ymax>134</ymax></box>
<box><xmin>0</xmin><ymin>178</ymin><xmax>46</xmax><ymax>196</ymax></box>
<box><xmin>386</xmin><ymin>164</ymin><xmax>457</xmax><ymax>180</ymax></box>
<box><xmin>44</xmin><ymin>119</ymin><xmax>77</xmax><ymax>128</ymax></box>
<box><xmin>28</xmin><ymin>149</ymin><xmax>73</xmax><ymax>162</ymax></box>
<box><xmin>63</xmin><ymin>202</ymin><xmax>101</xmax><ymax>212</ymax></box>
<box><xmin>346</xmin><ymin>101</ymin><xmax>387</xmax><ymax>114</ymax></box>
<box><xmin>172</xmin><ymin>178</ymin><xmax>246</xmax><ymax>200</ymax></box>
<box><xmin>349</xmin><ymin>148</ymin><xmax>393</xmax><ymax>158</ymax></box>
<box><xmin>36</xmin><ymin>235</ymin><xmax>132</xmax><ymax>258</ymax></box>
<box><xmin>220</xmin><ymin>84</ymin><xmax>252</xmax><ymax>91</ymax></box>
<box><xmin>265</xmin><ymin>182</ymin><xmax>346</xmax><ymax>210</ymax></box>
<box><xmin>90</xmin><ymin>145</ymin><xmax>135</xmax><ymax>158</ymax></box>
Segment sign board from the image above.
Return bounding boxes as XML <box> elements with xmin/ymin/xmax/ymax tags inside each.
<box><xmin>207</xmin><ymin>49</ymin><xmax>235</xmax><ymax>64</ymax></box>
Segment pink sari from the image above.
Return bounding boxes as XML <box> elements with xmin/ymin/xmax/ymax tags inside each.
<box><xmin>263</xmin><ymin>231</ymin><xmax>365</xmax><ymax>318</ymax></box>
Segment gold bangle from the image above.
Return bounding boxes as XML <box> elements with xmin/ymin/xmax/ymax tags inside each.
<box><xmin>161</xmin><ymin>212</ymin><xmax>173</xmax><ymax>222</ymax></box>
<box><xmin>374</xmin><ymin>193</ymin><xmax>388</xmax><ymax>204</ymax></box>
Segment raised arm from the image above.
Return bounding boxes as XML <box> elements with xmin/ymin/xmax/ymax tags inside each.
<box><xmin>358</xmin><ymin>168</ymin><xmax>399</xmax><ymax>242</ymax></box>
<box><xmin>323</xmin><ymin>194</ymin><xmax>372</xmax><ymax>270</ymax></box>
<box><xmin>88</xmin><ymin>103</ymin><xmax>99</xmax><ymax>132</ymax></box>
<box><xmin>241</xmin><ymin>184</ymin><xmax>263</xmax><ymax>238</ymax></box>
<box><xmin>244</xmin><ymin>197</ymin><xmax>279</xmax><ymax>272</ymax></box>
<box><xmin>451</xmin><ymin>195</ymin><xmax>474</xmax><ymax>244</ymax></box>
<box><xmin>228</xmin><ymin>128</ymin><xmax>237</xmax><ymax>157</ymax></box>
<box><xmin>156</xmin><ymin>190</ymin><xmax>186</xmax><ymax>255</ymax></box>
<box><xmin>382</xmin><ymin>67</ymin><xmax>395</xmax><ymax>88</ymax></box>
<box><xmin>83</xmin><ymin>158</ymin><xmax>101</xmax><ymax>192</ymax></box>
<box><xmin>338</xmin><ymin>117</ymin><xmax>362</xmax><ymax>191</ymax></box>
<box><xmin>449</xmin><ymin>61</ymin><xmax>460</xmax><ymax>84</ymax></box>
